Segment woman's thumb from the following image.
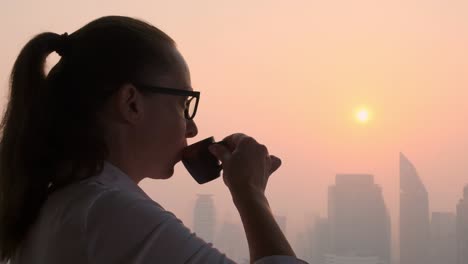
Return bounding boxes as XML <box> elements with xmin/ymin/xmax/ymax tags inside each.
<box><xmin>208</xmin><ymin>144</ymin><xmax>231</xmax><ymax>163</ymax></box>
<box><xmin>269</xmin><ymin>155</ymin><xmax>282</xmax><ymax>174</ymax></box>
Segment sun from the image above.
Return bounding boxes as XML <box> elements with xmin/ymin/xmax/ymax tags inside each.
<box><xmin>355</xmin><ymin>107</ymin><xmax>372</xmax><ymax>124</ymax></box>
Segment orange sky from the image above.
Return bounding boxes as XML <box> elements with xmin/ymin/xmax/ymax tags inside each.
<box><xmin>2</xmin><ymin>0</ymin><xmax>468</xmax><ymax>253</ymax></box>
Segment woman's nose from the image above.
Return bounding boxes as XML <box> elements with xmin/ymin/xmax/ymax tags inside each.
<box><xmin>186</xmin><ymin>119</ymin><xmax>198</xmax><ymax>138</ymax></box>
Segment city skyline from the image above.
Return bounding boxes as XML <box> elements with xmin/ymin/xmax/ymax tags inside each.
<box><xmin>196</xmin><ymin>155</ymin><xmax>466</xmax><ymax>264</ymax></box>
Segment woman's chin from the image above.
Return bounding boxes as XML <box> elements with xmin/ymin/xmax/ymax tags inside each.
<box><xmin>161</xmin><ymin>166</ymin><xmax>175</xmax><ymax>179</ymax></box>
<box><xmin>148</xmin><ymin>167</ymin><xmax>174</xmax><ymax>180</ymax></box>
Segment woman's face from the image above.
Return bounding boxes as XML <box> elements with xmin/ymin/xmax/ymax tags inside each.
<box><xmin>136</xmin><ymin>47</ymin><xmax>198</xmax><ymax>180</ymax></box>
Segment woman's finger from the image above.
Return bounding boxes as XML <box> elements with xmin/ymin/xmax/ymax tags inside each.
<box><xmin>268</xmin><ymin>155</ymin><xmax>282</xmax><ymax>175</ymax></box>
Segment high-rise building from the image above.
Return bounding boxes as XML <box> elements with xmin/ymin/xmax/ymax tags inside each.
<box><xmin>311</xmin><ymin>217</ymin><xmax>331</xmax><ymax>264</ymax></box>
<box><xmin>295</xmin><ymin>232</ymin><xmax>312</xmax><ymax>263</ymax></box>
<box><xmin>430</xmin><ymin>212</ymin><xmax>456</xmax><ymax>264</ymax></box>
<box><xmin>328</xmin><ymin>174</ymin><xmax>391</xmax><ymax>264</ymax></box>
<box><xmin>400</xmin><ymin>153</ymin><xmax>430</xmax><ymax>264</ymax></box>
<box><xmin>215</xmin><ymin>220</ymin><xmax>248</xmax><ymax>262</ymax></box>
<box><xmin>193</xmin><ymin>194</ymin><xmax>216</xmax><ymax>243</ymax></box>
<box><xmin>457</xmin><ymin>185</ymin><xmax>468</xmax><ymax>264</ymax></box>
<box><xmin>294</xmin><ymin>213</ymin><xmax>316</xmax><ymax>263</ymax></box>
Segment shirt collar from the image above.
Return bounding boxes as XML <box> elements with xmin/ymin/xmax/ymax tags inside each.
<box><xmin>94</xmin><ymin>161</ymin><xmax>151</xmax><ymax>200</ymax></box>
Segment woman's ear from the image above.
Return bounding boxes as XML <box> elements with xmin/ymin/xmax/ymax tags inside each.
<box><xmin>113</xmin><ymin>83</ymin><xmax>145</xmax><ymax>124</ymax></box>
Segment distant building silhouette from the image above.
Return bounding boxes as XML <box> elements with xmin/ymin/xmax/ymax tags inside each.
<box><xmin>215</xmin><ymin>220</ymin><xmax>248</xmax><ymax>262</ymax></box>
<box><xmin>311</xmin><ymin>217</ymin><xmax>331</xmax><ymax>264</ymax></box>
<box><xmin>295</xmin><ymin>231</ymin><xmax>312</xmax><ymax>262</ymax></box>
<box><xmin>400</xmin><ymin>153</ymin><xmax>430</xmax><ymax>264</ymax></box>
<box><xmin>294</xmin><ymin>213</ymin><xmax>316</xmax><ymax>263</ymax></box>
<box><xmin>328</xmin><ymin>174</ymin><xmax>391</xmax><ymax>264</ymax></box>
<box><xmin>456</xmin><ymin>185</ymin><xmax>468</xmax><ymax>264</ymax></box>
<box><xmin>193</xmin><ymin>194</ymin><xmax>216</xmax><ymax>243</ymax></box>
<box><xmin>430</xmin><ymin>212</ymin><xmax>456</xmax><ymax>264</ymax></box>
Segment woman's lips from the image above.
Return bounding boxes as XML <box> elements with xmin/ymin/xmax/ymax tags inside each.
<box><xmin>175</xmin><ymin>147</ymin><xmax>187</xmax><ymax>164</ymax></box>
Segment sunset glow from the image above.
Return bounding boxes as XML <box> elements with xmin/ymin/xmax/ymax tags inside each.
<box><xmin>355</xmin><ymin>107</ymin><xmax>371</xmax><ymax>124</ymax></box>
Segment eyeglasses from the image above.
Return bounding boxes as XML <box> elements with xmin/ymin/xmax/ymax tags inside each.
<box><xmin>134</xmin><ymin>83</ymin><xmax>200</xmax><ymax>120</ymax></box>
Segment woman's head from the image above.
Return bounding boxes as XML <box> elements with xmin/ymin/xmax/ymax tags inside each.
<box><xmin>100</xmin><ymin>44</ymin><xmax>199</xmax><ymax>183</ymax></box>
<box><xmin>0</xmin><ymin>15</ymin><xmax>197</xmax><ymax>261</ymax></box>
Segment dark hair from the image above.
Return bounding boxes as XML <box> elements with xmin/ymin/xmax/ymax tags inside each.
<box><xmin>0</xmin><ymin>16</ymin><xmax>177</xmax><ymax>261</ymax></box>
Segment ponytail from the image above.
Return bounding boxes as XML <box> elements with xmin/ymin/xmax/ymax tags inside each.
<box><xmin>0</xmin><ymin>32</ymin><xmax>65</xmax><ymax>261</ymax></box>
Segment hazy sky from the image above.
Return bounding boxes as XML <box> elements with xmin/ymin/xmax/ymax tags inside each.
<box><xmin>2</xmin><ymin>0</ymin><xmax>468</xmax><ymax>249</ymax></box>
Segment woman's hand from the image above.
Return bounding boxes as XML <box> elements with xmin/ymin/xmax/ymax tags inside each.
<box><xmin>208</xmin><ymin>133</ymin><xmax>282</xmax><ymax>198</ymax></box>
<box><xmin>208</xmin><ymin>133</ymin><xmax>296</xmax><ymax>261</ymax></box>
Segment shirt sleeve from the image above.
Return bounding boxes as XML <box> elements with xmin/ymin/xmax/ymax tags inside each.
<box><xmin>85</xmin><ymin>189</ymin><xmax>308</xmax><ymax>264</ymax></box>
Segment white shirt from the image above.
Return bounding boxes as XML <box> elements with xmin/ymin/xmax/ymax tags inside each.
<box><xmin>12</xmin><ymin>161</ymin><xmax>307</xmax><ymax>264</ymax></box>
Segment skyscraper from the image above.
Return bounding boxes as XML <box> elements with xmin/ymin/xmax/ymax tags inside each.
<box><xmin>193</xmin><ymin>194</ymin><xmax>216</xmax><ymax>243</ymax></box>
<box><xmin>215</xmin><ymin>220</ymin><xmax>248</xmax><ymax>262</ymax></box>
<box><xmin>328</xmin><ymin>174</ymin><xmax>391</xmax><ymax>264</ymax></box>
<box><xmin>430</xmin><ymin>212</ymin><xmax>456</xmax><ymax>264</ymax></box>
<box><xmin>311</xmin><ymin>217</ymin><xmax>331</xmax><ymax>264</ymax></box>
<box><xmin>400</xmin><ymin>153</ymin><xmax>430</xmax><ymax>264</ymax></box>
<box><xmin>294</xmin><ymin>213</ymin><xmax>316</xmax><ymax>263</ymax></box>
<box><xmin>456</xmin><ymin>185</ymin><xmax>468</xmax><ymax>264</ymax></box>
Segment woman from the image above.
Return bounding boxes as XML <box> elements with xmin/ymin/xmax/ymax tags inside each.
<box><xmin>0</xmin><ymin>16</ymin><xmax>306</xmax><ymax>263</ymax></box>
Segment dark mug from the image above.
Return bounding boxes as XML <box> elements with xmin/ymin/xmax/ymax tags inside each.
<box><xmin>182</xmin><ymin>137</ymin><xmax>229</xmax><ymax>184</ymax></box>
